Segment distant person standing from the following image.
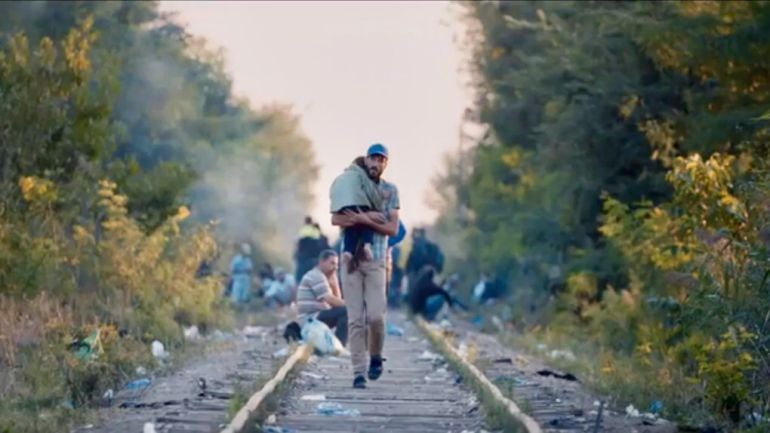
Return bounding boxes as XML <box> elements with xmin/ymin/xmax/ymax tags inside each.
<box><xmin>294</xmin><ymin>217</ymin><xmax>323</xmax><ymax>282</ymax></box>
<box><xmin>405</xmin><ymin>228</ymin><xmax>444</xmax><ymax>291</ymax></box>
<box><xmin>314</xmin><ymin>222</ymin><xmax>330</xmax><ymax>251</ymax></box>
<box><xmin>229</xmin><ymin>243</ymin><xmax>253</xmax><ymax>304</ymax></box>
<box><xmin>331</xmin><ymin>143</ymin><xmax>400</xmax><ymax>389</ymax></box>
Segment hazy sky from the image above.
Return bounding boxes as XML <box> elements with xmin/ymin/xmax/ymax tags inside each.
<box><xmin>158</xmin><ymin>1</ymin><xmax>470</xmax><ymax>233</ymax></box>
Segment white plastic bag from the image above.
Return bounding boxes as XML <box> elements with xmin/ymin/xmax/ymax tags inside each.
<box><xmin>151</xmin><ymin>340</ymin><xmax>167</xmax><ymax>359</ymax></box>
<box><xmin>301</xmin><ymin>317</ymin><xmax>348</xmax><ymax>357</ymax></box>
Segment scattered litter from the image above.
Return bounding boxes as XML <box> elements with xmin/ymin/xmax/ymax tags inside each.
<box><xmin>143</xmin><ymin>422</ymin><xmax>157</xmax><ymax>433</ymax></box>
<box><xmin>493</xmin><ymin>357</ymin><xmax>513</xmax><ymax>364</ymax></box>
<box><xmin>81</xmin><ymin>425</ymin><xmax>94</xmax><ymax>429</ymax></box>
<box><xmin>536</xmin><ymin>343</ymin><xmax>548</xmax><ymax>351</ymax></box>
<box><xmin>649</xmin><ymin>400</ymin><xmax>663</xmax><ymax>414</ymax></box>
<box><xmin>124</xmin><ymin>378</ymin><xmax>151</xmax><ymax>390</ymax></box>
<box><xmin>265</xmin><ymin>414</ymin><xmax>277</xmax><ymax>425</ymax></box>
<box><xmin>272</xmin><ymin>347</ymin><xmax>289</xmax><ymax>359</ymax></box>
<box><xmin>536</xmin><ymin>369</ymin><xmax>578</xmax><ymax>382</ymax></box>
<box><xmin>417</xmin><ymin>350</ymin><xmax>442</xmax><ymax>361</ymax></box>
<box><xmin>439</xmin><ymin>319</ymin><xmax>453</xmax><ymax>329</ymax></box>
<box><xmin>197</xmin><ymin>377</ymin><xmax>207</xmax><ymax>392</ymax></box>
<box><xmin>135</xmin><ymin>366</ymin><xmax>147</xmax><ymax>376</ymax></box>
<box><xmin>316</xmin><ymin>402</ymin><xmax>360</xmax><ymax>416</ymax></box>
<box><xmin>300</xmin><ymin>394</ymin><xmax>326</xmax><ymax>401</ymax></box>
<box><xmin>386</xmin><ymin>322</ymin><xmax>404</xmax><ymax>337</ymax></box>
<box><xmin>624</xmin><ymin>404</ymin><xmax>659</xmax><ymax>420</ymax></box>
<box><xmin>151</xmin><ymin>340</ymin><xmax>167</xmax><ymax>359</ymax></box>
<box><xmin>242</xmin><ymin>325</ymin><xmax>268</xmax><ymax>338</ymax></box>
<box><xmin>407</xmin><ymin>336</ymin><xmax>420</xmax><ymax>343</ymax></box>
<box><xmin>547</xmin><ymin>349</ymin><xmax>576</xmax><ymax>361</ymax></box>
<box><xmin>300</xmin><ymin>372</ymin><xmax>325</xmax><ymax>380</ymax></box>
<box><xmin>555</xmin><ymin>398</ymin><xmax>562</xmax><ymax>403</ymax></box>
<box><xmin>424</xmin><ymin>374</ymin><xmax>447</xmax><ymax>383</ymax></box>
<box><xmin>301</xmin><ymin>317</ymin><xmax>348</xmax><ymax>357</ymax></box>
<box><xmin>262</xmin><ymin>427</ymin><xmax>293</xmax><ymax>433</ymax></box>
<box><xmin>593</xmin><ymin>400</ymin><xmax>602</xmax><ymax>407</ymax></box>
<box><xmin>183</xmin><ymin>325</ymin><xmax>200</xmax><ymax>341</ymax></box>
<box><xmin>625</xmin><ymin>404</ymin><xmax>640</xmax><ymax>417</ymax></box>
<box><xmin>491</xmin><ymin>316</ymin><xmax>504</xmax><ymax>332</ymax></box>
<box><xmin>102</xmin><ymin>389</ymin><xmax>114</xmax><ymax>406</ymax></box>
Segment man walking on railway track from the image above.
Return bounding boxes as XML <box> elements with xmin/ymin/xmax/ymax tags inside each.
<box><xmin>331</xmin><ymin>143</ymin><xmax>400</xmax><ymax>389</ymax></box>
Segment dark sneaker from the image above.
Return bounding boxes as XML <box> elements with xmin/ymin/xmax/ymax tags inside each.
<box><xmin>368</xmin><ymin>355</ymin><xmax>383</xmax><ymax>381</ymax></box>
<box><xmin>353</xmin><ymin>375</ymin><xmax>367</xmax><ymax>389</ymax></box>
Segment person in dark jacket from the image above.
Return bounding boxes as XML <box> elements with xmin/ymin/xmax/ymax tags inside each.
<box><xmin>408</xmin><ymin>266</ymin><xmax>455</xmax><ymax>321</ymax></box>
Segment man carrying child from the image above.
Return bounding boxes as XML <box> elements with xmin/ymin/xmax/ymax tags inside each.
<box><xmin>331</xmin><ymin>143</ymin><xmax>400</xmax><ymax>389</ymax></box>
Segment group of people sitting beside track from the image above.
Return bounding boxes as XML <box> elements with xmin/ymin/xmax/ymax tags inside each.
<box><xmin>279</xmin><ymin>228</ymin><xmax>508</xmax><ymax>345</ymax></box>
<box><xmin>220</xmin><ymin>216</ymin><xmax>330</xmax><ymax>308</ymax></box>
<box><xmin>220</xmin><ymin>224</ymin><xmax>507</xmax><ymax>338</ymax></box>
<box><xmin>221</xmin><ymin>242</ymin><xmax>300</xmax><ymax>308</ymax></box>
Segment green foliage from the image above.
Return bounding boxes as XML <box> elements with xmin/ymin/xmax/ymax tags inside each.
<box><xmin>439</xmin><ymin>0</ymin><xmax>770</xmax><ymax>429</ymax></box>
<box><xmin>0</xmin><ymin>1</ymin><xmax>318</xmax><ymax>251</ymax></box>
<box><xmin>0</xmin><ymin>2</ymin><xmax>318</xmax><ymax>431</ymax></box>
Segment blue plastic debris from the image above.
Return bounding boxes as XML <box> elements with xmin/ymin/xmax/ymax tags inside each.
<box><xmin>263</xmin><ymin>427</ymin><xmax>294</xmax><ymax>433</ymax></box>
<box><xmin>386</xmin><ymin>322</ymin><xmax>404</xmax><ymax>337</ymax></box>
<box><xmin>316</xmin><ymin>402</ymin><xmax>360</xmax><ymax>416</ymax></box>
<box><xmin>649</xmin><ymin>400</ymin><xmax>663</xmax><ymax>414</ymax></box>
<box><xmin>124</xmin><ymin>378</ymin><xmax>151</xmax><ymax>390</ymax></box>
<box><xmin>470</xmin><ymin>315</ymin><xmax>483</xmax><ymax>327</ymax></box>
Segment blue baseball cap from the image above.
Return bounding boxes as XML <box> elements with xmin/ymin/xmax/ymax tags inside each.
<box><xmin>367</xmin><ymin>143</ymin><xmax>389</xmax><ymax>159</ymax></box>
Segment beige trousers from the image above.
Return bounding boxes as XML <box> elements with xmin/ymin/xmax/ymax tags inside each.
<box><xmin>342</xmin><ymin>258</ymin><xmax>387</xmax><ymax>376</ymax></box>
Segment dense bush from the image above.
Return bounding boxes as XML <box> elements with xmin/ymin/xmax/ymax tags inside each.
<box><xmin>435</xmin><ymin>1</ymin><xmax>770</xmax><ymax>429</ymax></box>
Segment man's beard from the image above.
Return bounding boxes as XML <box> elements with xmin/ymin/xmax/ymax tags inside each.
<box><xmin>367</xmin><ymin>166</ymin><xmax>381</xmax><ymax>180</ymax></box>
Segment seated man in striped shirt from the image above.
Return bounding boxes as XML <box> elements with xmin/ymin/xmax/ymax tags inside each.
<box><xmin>295</xmin><ymin>249</ymin><xmax>348</xmax><ymax>346</ymax></box>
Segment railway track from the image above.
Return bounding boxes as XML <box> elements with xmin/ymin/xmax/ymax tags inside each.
<box><xmin>74</xmin><ymin>327</ymin><xmax>285</xmax><ymax>433</ymax></box>
<box><xmin>432</xmin><ymin>318</ymin><xmax>678</xmax><ymax>433</ymax></box>
<box><xmin>78</xmin><ymin>310</ymin><xmax>679</xmax><ymax>433</ymax></box>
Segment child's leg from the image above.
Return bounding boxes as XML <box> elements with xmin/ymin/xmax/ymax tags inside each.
<box><xmin>358</xmin><ymin>210</ymin><xmax>383</xmax><ymax>261</ymax></box>
<box><xmin>338</xmin><ymin>206</ymin><xmax>363</xmax><ymax>263</ymax></box>
<box><xmin>360</xmin><ymin>227</ymin><xmax>375</xmax><ymax>260</ymax></box>
<box><xmin>342</xmin><ymin>226</ymin><xmax>362</xmax><ymax>257</ymax></box>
